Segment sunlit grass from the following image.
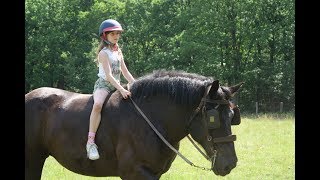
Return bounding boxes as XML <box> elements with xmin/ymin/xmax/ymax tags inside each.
<box><xmin>41</xmin><ymin>114</ymin><xmax>294</xmax><ymax>180</ymax></box>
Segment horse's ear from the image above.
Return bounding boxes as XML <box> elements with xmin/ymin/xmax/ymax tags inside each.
<box><xmin>229</xmin><ymin>82</ymin><xmax>244</xmax><ymax>96</ymax></box>
<box><xmin>208</xmin><ymin>80</ymin><xmax>220</xmax><ymax>94</ymax></box>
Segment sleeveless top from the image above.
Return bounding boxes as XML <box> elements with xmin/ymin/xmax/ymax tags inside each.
<box><xmin>97</xmin><ymin>47</ymin><xmax>122</xmax><ymax>83</ymax></box>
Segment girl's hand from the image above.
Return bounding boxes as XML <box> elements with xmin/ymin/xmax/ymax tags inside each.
<box><xmin>127</xmin><ymin>82</ymin><xmax>133</xmax><ymax>91</ymax></box>
<box><xmin>120</xmin><ymin>89</ymin><xmax>131</xmax><ymax>99</ymax></box>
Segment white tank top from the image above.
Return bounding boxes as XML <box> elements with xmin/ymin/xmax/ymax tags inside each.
<box><xmin>97</xmin><ymin>47</ymin><xmax>121</xmax><ymax>82</ymax></box>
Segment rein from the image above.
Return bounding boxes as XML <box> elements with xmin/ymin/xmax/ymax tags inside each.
<box><xmin>129</xmin><ymin>96</ymin><xmax>212</xmax><ymax>171</ymax></box>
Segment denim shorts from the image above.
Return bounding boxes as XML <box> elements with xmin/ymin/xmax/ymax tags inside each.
<box><xmin>93</xmin><ymin>77</ymin><xmax>116</xmax><ymax>93</ymax></box>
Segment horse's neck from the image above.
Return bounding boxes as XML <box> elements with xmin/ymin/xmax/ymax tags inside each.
<box><xmin>149</xmin><ymin>101</ymin><xmax>194</xmax><ymax>143</ymax></box>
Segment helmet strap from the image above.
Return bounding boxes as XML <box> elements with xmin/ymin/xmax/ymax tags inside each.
<box><xmin>101</xmin><ymin>33</ymin><xmax>118</xmax><ymax>51</ymax></box>
<box><xmin>101</xmin><ymin>34</ymin><xmax>114</xmax><ymax>45</ymax></box>
<box><xmin>103</xmin><ymin>39</ymin><xmax>113</xmax><ymax>45</ymax></box>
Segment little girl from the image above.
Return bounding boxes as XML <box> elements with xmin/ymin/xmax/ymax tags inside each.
<box><xmin>86</xmin><ymin>19</ymin><xmax>135</xmax><ymax>160</ymax></box>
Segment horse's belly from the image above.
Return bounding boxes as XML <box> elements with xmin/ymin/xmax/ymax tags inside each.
<box><xmin>52</xmin><ymin>156</ymin><xmax>120</xmax><ymax>177</ymax></box>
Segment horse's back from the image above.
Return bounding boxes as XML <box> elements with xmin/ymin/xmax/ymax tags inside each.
<box><xmin>25</xmin><ymin>87</ymin><xmax>88</xmax><ymax>102</ymax></box>
<box><xmin>25</xmin><ymin>87</ymin><xmax>92</xmax><ymax>110</ymax></box>
<box><xmin>25</xmin><ymin>87</ymin><xmax>90</xmax><ymax>124</ymax></box>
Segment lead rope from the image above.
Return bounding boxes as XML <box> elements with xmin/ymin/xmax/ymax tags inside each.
<box><xmin>129</xmin><ymin>97</ymin><xmax>212</xmax><ymax>171</ymax></box>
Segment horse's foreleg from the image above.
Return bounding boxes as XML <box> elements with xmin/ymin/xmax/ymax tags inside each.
<box><xmin>117</xmin><ymin>146</ymin><xmax>159</xmax><ymax>180</ymax></box>
<box><xmin>120</xmin><ymin>165</ymin><xmax>159</xmax><ymax>180</ymax></box>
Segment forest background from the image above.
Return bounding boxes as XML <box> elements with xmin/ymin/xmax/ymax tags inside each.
<box><xmin>25</xmin><ymin>0</ymin><xmax>295</xmax><ymax>113</ymax></box>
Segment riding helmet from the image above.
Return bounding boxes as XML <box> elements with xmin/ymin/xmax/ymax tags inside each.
<box><xmin>98</xmin><ymin>19</ymin><xmax>123</xmax><ymax>37</ymax></box>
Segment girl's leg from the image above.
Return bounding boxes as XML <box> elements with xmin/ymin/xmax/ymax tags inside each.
<box><xmin>87</xmin><ymin>88</ymin><xmax>109</xmax><ymax>160</ymax></box>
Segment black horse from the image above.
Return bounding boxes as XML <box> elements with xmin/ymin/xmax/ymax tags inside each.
<box><xmin>25</xmin><ymin>70</ymin><xmax>243</xmax><ymax>180</ymax></box>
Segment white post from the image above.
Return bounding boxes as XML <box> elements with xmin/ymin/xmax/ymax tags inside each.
<box><xmin>255</xmin><ymin>102</ymin><xmax>258</xmax><ymax>115</ymax></box>
<box><xmin>280</xmin><ymin>102</ymin><xmax>283</xmax><ymax>113</ymax></box>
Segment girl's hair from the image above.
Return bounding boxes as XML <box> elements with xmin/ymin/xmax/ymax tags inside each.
<box><xmin>96</xmin><ymin>40</ymin><xmax>107</xmax><ymax>57</ymax></box>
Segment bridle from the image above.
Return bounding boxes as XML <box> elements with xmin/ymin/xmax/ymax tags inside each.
<box><xmin>187</xmin><ymin>85</ymin><xmax>237</xmax><ymax>144</ymax></box>
<box><xmin>186</xmin><ymin>85</ymin><xmax>237</xmax><ymax>168</ymax></box>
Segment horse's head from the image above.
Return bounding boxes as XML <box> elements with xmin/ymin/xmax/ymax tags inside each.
<box><xmin>188</xmin><ymin>80</ymin><xmax>244</xmax><ymax>176</ymax></box>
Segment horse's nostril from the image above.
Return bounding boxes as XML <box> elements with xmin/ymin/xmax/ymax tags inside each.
<box><xmin>224</xmin><ymin>162</ymin><xmax>236</xmax><ymax>173</ymax></box>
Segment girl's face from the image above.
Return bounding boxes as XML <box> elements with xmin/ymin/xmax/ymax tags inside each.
<box><xmin>106</xmin><ymin>31</ymin><xmax>122</xmax><ymax>44</ymax></box>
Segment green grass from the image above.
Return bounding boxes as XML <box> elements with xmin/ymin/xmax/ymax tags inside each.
<box><xmin>41</xmin><ymin>114</ymin><xmax>295</xmax><ymax>180</ymax></box>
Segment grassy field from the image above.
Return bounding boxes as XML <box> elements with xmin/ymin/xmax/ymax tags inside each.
<box><xmin>41</xmin><ymin>113</ymin><xmax>295</xmax><ymax>180</ymax></box>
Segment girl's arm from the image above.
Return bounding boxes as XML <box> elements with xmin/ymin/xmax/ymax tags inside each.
<box><xmin>119</xmin><ymin>49</ymin><xmax>135</xmax><ymax>89</ymax></box>
<box><xmin>121</xmin><ymin>59</ymin><xmax>135</xmax><ymax>91</ymax></box>
<box><xmin>121</xmin><ymin>58</ymin><xmax>135</xmax><ymax>84</ymax></box>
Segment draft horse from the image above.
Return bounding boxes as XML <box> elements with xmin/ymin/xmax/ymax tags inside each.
<box><xmin>25</xmin><ymin>70</ymin><xmax>244</xmax><ymax>180</ymax></box>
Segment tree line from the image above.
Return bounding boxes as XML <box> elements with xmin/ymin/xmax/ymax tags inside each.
<box><xmin>25</xmin><ymin>0</ymin><xmax>295</xmax><ymax>113</ymax></box>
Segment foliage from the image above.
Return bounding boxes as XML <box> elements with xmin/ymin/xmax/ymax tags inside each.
<box><xmin>25</xmin><ymin>0</ymin><xmax>295</xmax><ymax>112</ymax></box>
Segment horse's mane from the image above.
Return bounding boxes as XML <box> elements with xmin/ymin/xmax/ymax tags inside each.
<box><xmin>130</xmin><ymin>69</ymin><xmax>214</xmax><ymax>105</ymax></box>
